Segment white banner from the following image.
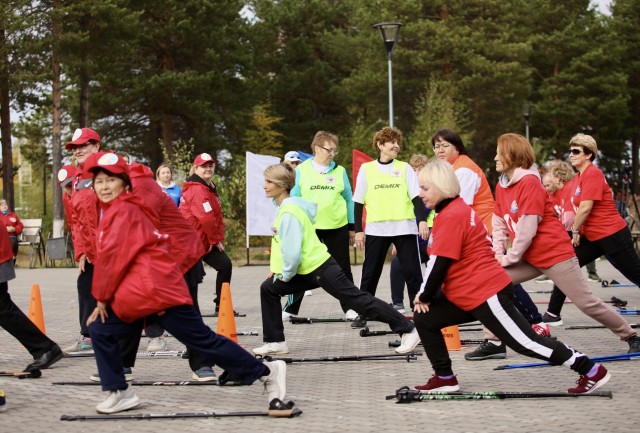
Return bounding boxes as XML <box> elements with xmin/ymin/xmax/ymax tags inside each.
<box><xmin>246</xmin><ymin>151</ymin><xmax>281</xmax><ymax>236</ymax></box>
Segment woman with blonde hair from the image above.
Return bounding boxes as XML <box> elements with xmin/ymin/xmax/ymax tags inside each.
<box><xmin>411</xmin><ymin>158</ymin><xmax>610</xmax><ymax>394</ymax></box>
<box><xmin>254</xmin><ymin>163</ymin><xmax>419</xmax><ymax>356</ymax></box>
<box><xmin>155</xmin><ymin>163</ymin><xmax>181</xmax><ymax>207</ymax></box>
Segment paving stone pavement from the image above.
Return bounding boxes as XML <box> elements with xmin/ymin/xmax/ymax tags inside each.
<box><xmin>1</xmin><ymin>259</ymin><xmax>638</xmax><ymax>432</ymax></box>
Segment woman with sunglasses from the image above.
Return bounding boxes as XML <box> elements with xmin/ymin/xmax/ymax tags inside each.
<box><xmin>492</xmin><ymin>133</ymin><xmax>639</xmax><ymax>353</ymax></box>
<box><xmin>543</xmin><ymin>135</ymin><xmax>640</xmax><ymax>351</ymax></box>
<box><xmin>281</xmin><ymin>131</ymin><xmax>356</xmax><ymax>319</ymax></box>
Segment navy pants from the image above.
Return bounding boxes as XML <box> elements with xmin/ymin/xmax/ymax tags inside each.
<box><xmin>89</xmin><ymin>305</ymin><xmax>267</xmax><ymax>391</ymax></box>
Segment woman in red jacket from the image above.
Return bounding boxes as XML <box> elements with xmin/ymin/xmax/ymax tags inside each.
<box><xmin>85</xmin><ymin>153</ymin><xmax>285</xmax><ymax>414</ymax></box>
<box><xmin>180</xmin><ymin>153</ymin><xmax>233</xmax><ymax>314</ymax></box>
<box><xmin>0</xmin><ymin>200</ymin><xmax>23</xmax><ymax>260</ymax></box>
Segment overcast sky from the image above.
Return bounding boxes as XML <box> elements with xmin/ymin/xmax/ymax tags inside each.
<box><xmin>592</xmin><ymin>0</ymin><xmax>612</xmax><ymax>15</ymax></box>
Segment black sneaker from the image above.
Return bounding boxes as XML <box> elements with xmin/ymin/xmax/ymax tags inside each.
<box><xmin>627</xmin><ymin>335</ymin><xmax>640</xmax><ymax>353</ymax></box>
<box><xmin>351</xmin><ymin>315</ymin><xmax>367</xmax><ymax>328</ymax></box>
<box><xmin>464</xmin><ymin>340</ymin><xmax>507</xmax><ymax>361</ymax></box>
<box><xmin>542</xmin><ymin>312</ymin><xmax>563</xmax><ymax>327</ymax></box>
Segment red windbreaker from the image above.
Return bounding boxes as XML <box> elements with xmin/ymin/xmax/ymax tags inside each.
<box><xmin>180</xmin><ymin>176</ymin><xmax>224</xmax><ymax>251</ymax></box>
<box><xmin>0</xmin><ymin>211</ymin><xmax>23</xmax><ymax>236</ymax></box>
<box><xmin>70</xmin><ymin>167</ymin><xmax>100</xmax><ymax>262</ymax></box>
<box><xmin>92</xmin><ymin>193</ymin><xmax>192</xmax><ymax>323</ymax></box>
<box><xmin>0</xmin><ymin>224</ymin><xmax>13</xmax><ymax>264</ymax></box>
<box><xmin>129</xmin><ymin>163</ymin><xmax>205</xmax><ymax>272</ymax></box>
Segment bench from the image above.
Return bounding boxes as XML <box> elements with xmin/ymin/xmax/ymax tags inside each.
<box><xmin>17</xmin><ymin>218</ymin><xmax>45</xmax><ymax>268</ymax></box>
<box><xmin>45</xmin><ymin>233</ymin><xmax>75</xmax><ymax>267</ymax></box>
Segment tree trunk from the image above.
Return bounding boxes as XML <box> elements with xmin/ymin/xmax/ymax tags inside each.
<box><xmin>78</xmin><ymin>13</ymin><xmax>90</xmax><ymax>127</ymax></box>
<box><xmin>51</xmin><ymin>0</ymin><xmax>64</xmax><ymax>237</ymax></box>
<box><xmin>0</xmin><ymin>27</ymin><xmax>14</xmax><ymax>209</ymax></box>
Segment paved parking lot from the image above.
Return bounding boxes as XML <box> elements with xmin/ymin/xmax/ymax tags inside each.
<box><xmin>1</xmin><ymin>260</ymin><xmax>639</xmax><ymax>432</ymax></box>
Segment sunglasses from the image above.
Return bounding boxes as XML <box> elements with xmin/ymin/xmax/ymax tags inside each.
<box><xmin>569</xmin><ymin>148</ymin><xmax>584</xmax><ymax>155</ymax></box>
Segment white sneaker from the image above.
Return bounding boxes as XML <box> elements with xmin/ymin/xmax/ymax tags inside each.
<box><xmin>282</xmin><ymin>311</ymin><xmax>295</xmax><ymax>320</ymax></box>
<box><xmin>345</xmin><ymin>309</ymin><xmax>358</xmax><ymax>320</ymax></box>
<box><xmin>305</xmin><ymin>290</ymin><xmax>313</xmax><ymax>296</ymax></box>
<box><xmin>395</xmin><ymin>328</ymin><xmax>421</xmax><ymax>354</ymax></box>
<box><xmin>260</xmin><ymin>360</ymin><xmax>287</xmax><ymax>402</ymax></box>
<box><xmin>95</xmin><ymin>387</ymin><xmax>141</xmax><ymax>414</ymax></box>
<box><xmin>146</xmin><ymin>336</ymin><xmax>167</xmax><ymax>352</ymax></box>
<box><xmin>253</xmin><ymin>342</ymin><xmax>290</xmax><ymax>355</ymax></box>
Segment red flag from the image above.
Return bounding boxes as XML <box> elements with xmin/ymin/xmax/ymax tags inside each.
<box><xmin>352</xmin><ymin>149</ymin><xmax>373</xmax><ymax>192</ymax></box>
<box><xmin>352</xmin><ymin>149</ymin><xmax>373</xmax><ymax>231</ymax></box>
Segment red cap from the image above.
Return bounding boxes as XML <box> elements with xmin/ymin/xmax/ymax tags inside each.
<box><xmin>57</xmin><ymin>165</ymin><xmax>77</xmax><ymax>187</ymax></box>
<box><xmin>65</xmin><ymin>128</ymin><xmax>101</xmax><ymax>150</ymax></box>
<box><xmin>84</xmin><ymin>152</ymin><xmax>129</xmax><ymax>177</ymax></box>
<box><xmin>193</xmin><ymin>153</ymin><xmax>216</xmax><ymax>166</ymax></box>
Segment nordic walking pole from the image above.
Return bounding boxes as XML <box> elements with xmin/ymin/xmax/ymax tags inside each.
<box><xmin>53</xmin><ymin>380</ymin><xmax>224</xmax><ymax>386</ymax></box>
<box><xmin>388</xmin><ymin>339</ymin><xmax>483</xmax><ymax>348</ymax></box>
<box><xmin>141</xmin><ymin>331</ymin><xmax>259</xmax><ymax>337</ymax></box>
<box><xmin>566</xmin><ymin>323</ymin><xmax>640</xmax><ymax>330</ymax></box>
<box><xmin>618</xmin><ymin>309</ymin><xmax>640</xmax><ymax>315</ymax></box>
<box><xmin>61</xmin><ymin>399</ymin><xmax>302</xmax><ymax>421</ymax></box>
<box><xmin>0</xmin><ymin>369</ymin><xmax>42</xmax><ymax>379</ymax></box>
<box><xmin>65</xmin><ymin>350</ymin><xmax>190</xmax><ymax>359</ymax></box>
<box><xmin>494</xmin><ymin>352</ymin><xmax>640</xmax><ymax>370</ymax></box>
<box><xmin>601</xmin><ymin>279</ymin><xmax>637</xmax><ymax>288</ymax></box>
<box><xmin>258</xmin><ymin>353</ymin><xmax>421</xmax><ymax>363</ymax></box>
<box><xmin>386</xmin><ymin>387</ymin><xmax>612</xmax><ymax>403</ymax></box>
<box><xmin>290</xmin><ymin>316</ymin><xmax>351</xmax><ymax>324</ymax></box>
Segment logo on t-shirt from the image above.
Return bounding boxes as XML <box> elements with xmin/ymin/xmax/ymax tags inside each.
<box><xmin>326</xmin><ymin>176</ymin><xmax>335</xmax><ymax>184</ymax></box>
<box><xmin>574</xmin><ymin>186</ymin><xmax>581</xmax><ymax>196</ymax></box>
<box><xmin>510</xmin><ymin>200</ymin><xmax>519</xmax><ymax>213</ymax></box>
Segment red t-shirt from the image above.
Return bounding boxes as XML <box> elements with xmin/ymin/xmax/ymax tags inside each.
<box><xmin>428</xmin><ymin>197</ymin><xmax>511</xmax><ymax>311</ymax></box>
<box><xmin>558</xmin><ymin>179</ymin><xmax>576</xmax><ymax>231</ymax></box>
<box><xmin>494</xmin><ymin>174</ymin><xmax>575</xmax><ymax>268</ymax></box>
<box><xmin>570</xmin><ymin>163</ymin><xmax>627</xmax><ymax>241</ymax></box>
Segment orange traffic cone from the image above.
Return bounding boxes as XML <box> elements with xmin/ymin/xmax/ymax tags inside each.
<box><xmin>28</xmin><ymin>283</ymin><xmax>46</xmax><ymax>334</ymax></box>
<box><xmin>216</xmin><ymin>282</ymin><xmax>238</xmax><ymax>343</ymax></box>
<box><xmin>441</xmin><ymin>325</ymin><xmax>461</xmax><ymax>351</ymax></box>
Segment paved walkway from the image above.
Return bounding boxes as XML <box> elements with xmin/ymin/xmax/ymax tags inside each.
<box><xmin>1</xmin><ymin>260</ymin><xmax>639</xmax><ymax>432</ymax></box>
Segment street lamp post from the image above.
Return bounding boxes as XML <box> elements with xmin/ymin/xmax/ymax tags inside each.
<box><xmin>373</xmin><ymin>22</ymin><xmax>402</xmax><ymax>128</ymax></box>
<box><xmin>523</xmin><ymin>102</ymin><xmax>533</xmax><ymax>141</ymax></box>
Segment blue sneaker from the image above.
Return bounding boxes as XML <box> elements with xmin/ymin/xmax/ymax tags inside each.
<box><xmin>90</xmin><ymin>367</ymin><xmax>134</xmax><ymax>383</ymax></box>
<box><xmin>192</xmin><ymin>367</ymin><xmax>217</xmax><ymax>382</ymax></box>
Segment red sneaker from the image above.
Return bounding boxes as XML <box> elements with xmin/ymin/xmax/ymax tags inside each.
<box><xmin>568</xmin><ymin>365</ymin><xmax>611</xmax><ymax>394</ymax></box>
<box><xmin>415</xmin><ymin>375</ymin><xmax>460</xmax><ymax>392</ymax></box>
<box><xmin>532</xmin><ymin>323</ymin><xmax>551</xmax><ymax>338</ymax></box>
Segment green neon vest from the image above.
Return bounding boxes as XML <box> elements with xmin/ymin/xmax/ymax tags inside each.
<box><xmin>270</xmin><ymin>202</ymin><xmax>331</xmax><ymax>275</ymax></box>
<box><xmin>297</xmin><ymin>161</ymin><xmax>347</xmax><ymax>229</ymax></box>
<box><xmin>362</xmin><ymin>160</ymin><xmax>414</xmax><ymax>222</ymax></box>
